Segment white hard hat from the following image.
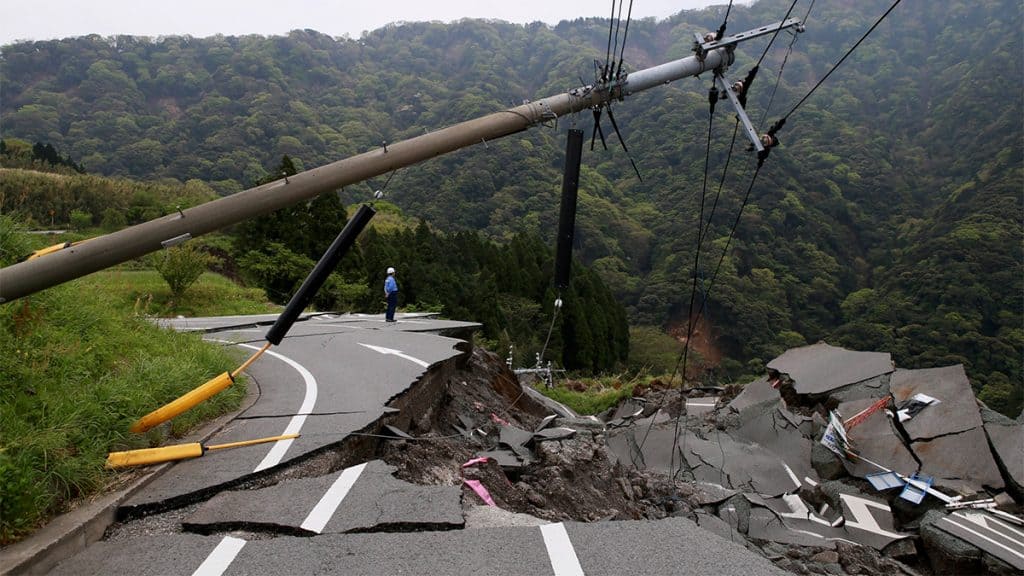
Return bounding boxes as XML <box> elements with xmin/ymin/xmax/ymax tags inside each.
<box><xmin>387</xmin><ymin>267</ymin><xmax>395</xmax><ymax>274</ymax></box>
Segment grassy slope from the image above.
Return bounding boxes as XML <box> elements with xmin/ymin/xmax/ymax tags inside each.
<box><xmin>0</xmin><ymin>232</ymin><xmax>278</xmax><ymax>543</ymax></box>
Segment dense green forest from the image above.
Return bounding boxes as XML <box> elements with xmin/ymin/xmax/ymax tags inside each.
<box><xmin>1</xmin><ymin>0</ymin><xmax>1020</xmax><ymax>413</ymax></box>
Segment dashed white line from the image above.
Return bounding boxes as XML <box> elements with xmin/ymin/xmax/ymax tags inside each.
<box><xmin>540</xmin><ymin>522</ymin><xmax>585</xmax><ymax>576</ymax></box>
<box><xmin>193</xmin><ymin>342</ymin><xmax>319</xmax><ymax>576</ymax></box>
<box><xmin>192</xmin><ymin>536</ymin><xmax>247</xmax><ymax>576</ymax></box>
<box><xmin>300</xmin><ymin>462</ymin><xmax>368</xmax><ymax>533</ymax></box>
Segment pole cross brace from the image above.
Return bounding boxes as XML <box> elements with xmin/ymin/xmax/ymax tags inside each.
<box><xmin>715</xmin><ymin>73</ymin><xmax>764</xmax><ymax>152</ymax></box>
<box><xmin>698</xmin><ymin>18</ymin><xmax>804</xmax><ymax>53</ymax></box>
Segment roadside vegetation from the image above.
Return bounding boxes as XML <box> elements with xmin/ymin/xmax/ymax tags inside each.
<box><xmin>0</xmin><ymin>216</ymin><xmax>255</xmax><ymax>544</ymax></box>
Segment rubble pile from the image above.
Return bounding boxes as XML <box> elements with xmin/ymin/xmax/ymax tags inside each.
<box><xmin>606</xmin><ymin>343</ymin><xmax>1024</xmax><ymax>575</ymax></box>
<box><xmin>378</xmin><ymin>344</ymin><xmax>1023</xmax><ymax>575</ymax></box>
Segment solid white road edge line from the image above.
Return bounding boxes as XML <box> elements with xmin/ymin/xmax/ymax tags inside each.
<box><xmin>233</xmin><ymin>343</ymin><xmax>319</xmax><ymax>473</ymax></box>
<box><xmin>540</xmin><ymin>522</ymin><xmax>585</xmax><ymax>576</ymax></box>
<box><xmin>300</xmin><ymin>462</ymin><xmax>369</xmax><ymax>533</ymax></box>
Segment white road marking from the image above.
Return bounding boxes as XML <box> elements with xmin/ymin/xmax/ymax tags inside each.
<box><xmin>958</xmin><ymin>511</ymin><xmax>1024</xmax><ymax>539</ymax></box>
<box><xmin>840</xmin><ymin>494</ymin><xmax>906</xmax><ymax>539</ymax></box>
<box><xmin>941</xmin><ymin>512</ymin><xmax>1024</xmax><ymax>562</ymax></box>
<box><xmin>237</xmin><ymin>344</ymin><xmax>319</xmax><ymax>472</ymax></box>
<box><xmin>782</xmin><ymin>462</ymin><xmax>801</xmax><ymax>490</ymax></box>
<box><xmin>300</xmin><ymin>462</ymin><xmax>368</xmax><ymax>533</ymax></box>
<box><xmin>193</xmin><ymin>343</ymin><xmax>321</xmax><ymax>575</ymax></box>
<box><xmin>540</xmin><ymin>523</ymin><xmax>585</xmax><ymax>576</ymax></box>
<box><xmin>191</xmin><ymin>536</ymin><xmax>247</xmax><ymax>576</ymax></box>
<box><xmin>358</xmin><ymin>343</ymin><xmax>430</xmax><ymax>368</ymax></box>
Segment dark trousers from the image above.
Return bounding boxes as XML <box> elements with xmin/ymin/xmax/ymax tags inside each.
<box><xmin>386</xmin><ymin>292</ymin><xmax>398</xmax><ymax>321</ymax></box>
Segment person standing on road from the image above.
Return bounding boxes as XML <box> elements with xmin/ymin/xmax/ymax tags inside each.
<box><xmin>384</xmin><ymin>267</ymin><xmax>399</xmax><ymax>322</ymax></box>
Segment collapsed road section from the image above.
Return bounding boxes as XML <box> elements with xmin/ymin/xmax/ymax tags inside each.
<box><xmin>36</xmin><ymin>313</ymin><xmax>786</xmax><ymax>576</ymax></box>
<box><xmin>32</xmin><ymin>319</ymin><xmax>1023</xmax><ymax>575</ymax></box>
<box><xmin>606</xmin><ymin>342</ymin><xmax>1024</xmax><ymax>574</ymax></box>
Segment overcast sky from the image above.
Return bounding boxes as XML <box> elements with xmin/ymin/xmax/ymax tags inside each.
<box><xmin>1</xmin><ymin>0</ymin><xmax>745</xmax><ymax>45</ymax></box>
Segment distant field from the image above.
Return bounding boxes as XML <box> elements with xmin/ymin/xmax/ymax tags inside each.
<box><xmin>82</xmin><ymin>269</ymin><xmax>280</xmax><ymax>317</ymax></box>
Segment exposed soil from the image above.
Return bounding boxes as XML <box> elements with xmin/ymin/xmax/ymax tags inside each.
<box><xmin>374</xmin><ymin>346</ymin><xmax>958</xmax><ymax>576</ymax></box>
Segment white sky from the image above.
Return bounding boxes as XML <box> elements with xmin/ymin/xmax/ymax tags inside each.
<box><xmin>1</xmin><ymin>1</ymin><xmax>744</xmax><ymax>45</ymax></box>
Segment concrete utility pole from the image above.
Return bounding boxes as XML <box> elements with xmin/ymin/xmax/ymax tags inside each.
<box><xmin>0</xmin><ymin>19</ymin><xmax>800</xmax><ymax>303</ymax></box>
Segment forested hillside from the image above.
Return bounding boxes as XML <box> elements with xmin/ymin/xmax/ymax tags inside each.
<box><xmin>1</xmin><ymin>0</ymin><xmax>1020</xmax><ymax>412</ymax></box>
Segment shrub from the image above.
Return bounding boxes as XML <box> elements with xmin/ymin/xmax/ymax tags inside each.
<box><xmin>152</xmin><ymin>244</ymin><xmax>216</xmax><ymax>298</ymax></box>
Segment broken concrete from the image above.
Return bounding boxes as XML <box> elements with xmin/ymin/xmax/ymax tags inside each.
<box><xmin>726</xmin><ymin>376</ymin><xmax>778</xmax><ymax>414</ymax></box>
<box><xmin>182</xmin><ymin>460</ymin><xmax>462</xmax><ymax>535</ymax></box>
<box><xmin>839</xmin><ymin>397</ymin><xmax>918</xmax><ymax>480</ymax></box>
<box><xmin>767</xmin><ymin>343</ymin><xmax>893</xmax><ymax>395</ymax></box>
<box><xmin>984</xmin><ymin>419</ymin><xmax>1024</xmax><ymax>500</ymax></box>
<box><xmin>913</xmin><ymin>427</ymin><xmax>1005</xmax><ymax>493</ymax></box>
<box><xmin>890</xmin><ymin>366</ymin><xmax>981</xmax><ymax>440</ymax></box>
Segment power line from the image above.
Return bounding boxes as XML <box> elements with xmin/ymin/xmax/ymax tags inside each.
<box><xmin>782</xmin><ymin>0</ymin><xmax>903</xmax><ymax>123</ymax></box>
<box><xmin>756</xmin><ymin>0</ymin><xmax>801</xmax><ymax>67</ymax></box>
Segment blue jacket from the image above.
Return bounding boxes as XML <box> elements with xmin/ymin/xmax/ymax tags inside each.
<box><xmin>384</xmin><ymin>275</ymin><xmax>398</xmax><ymax>295</ymax></box>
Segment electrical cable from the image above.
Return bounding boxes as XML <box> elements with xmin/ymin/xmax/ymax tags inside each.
<box><xmin>603</xmin><ymin>0</ymin><xmax>617</xmax><ymax>82</ymax></box>
<box><xmin>780</xmin><ymin>0</ymin><xmax>902</xmax><ymax>123</ymax></box>
<box><xmin>757</xmin><ymin>0</ymin><xmax>816</xmax><ymax>131</ymax></box>
<box><xmin>537</xmin><ymin>295</ymin><xmax>562</xmax><ymax>366</ymax></box>
<box><xmin>699</xmin><ymin>119</ymin><xmax>741</xmax><ymax>249</ymax></box>
<box><xmin>755</xmin><ymin>0</ymin><xmax>801</xmax><ymax>68</ymax></box>
<box><xmin>611</xmin><ymin>0</ymin><xmax>625</xmax><ymax>81</ymax></box>
<box><xmin>715</xmin><ymin>0</ymin><xmax>735</xmax><ymax>41</ymax></box>
<box><xmin>634</xmin><ymin>83</ymin><xmax>717</xmax><ymax>466</ymax></box>
<box><xmin>666</xmin><ymin>92</ymin><xmax>717</xmax><ymax>478</ymax></box>
<box><xmin>614</xmin><ymin>0</ymin><xmax>635</xmax><ymax>79</ymax></box>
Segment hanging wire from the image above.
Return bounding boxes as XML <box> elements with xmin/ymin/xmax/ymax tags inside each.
<box><xmin>537</xmin><ymin>295</ymin><xmax>562</xmax><ymax>365</ymax></box>
<box><xmin>610</xmin><ymin>0</ymin><xmax>626</xmax><ymax>81</ymax></box>
<box><xmin>715</xmin><ymin>0</ymin><xmax>735</xmax><ymax>41</ymax></box>
<box><xmin>758</xmin><ymin>0</ymin><xmax>817</xmax><ymax>131</ymax></box>
<box><xmin>666</xmin><ymin>86</ymin><xmax>719</xmax><ymax>476</ymax></box>
<box><xmin>781</xmin><ymin>0</ymin><xmax>902</xmax><ymax>122</ymax></box>
<box><xmin>614</xmin><ymin>0</ymin><xmax>635</xmax><ymax>79</ymax></box>
<box><xmin>603</xmin><ymin>0</ymin><xmax>617</xmax><ymax>81</ymax></box>
<box><xmin>635</xmin><ymin>82</ymin><xmax>717</xmax><ymax>463</ymax></box>
<box><xmin>756</xmin><ymin>0</ymin><xmax>801</xmax><ymax>68</ymax></box>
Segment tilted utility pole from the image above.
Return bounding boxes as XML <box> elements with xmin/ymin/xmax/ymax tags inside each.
<box><xmin>0</xmin><ymin>19</ymin><xmax>800</xmax><ymax>303</ymax></box>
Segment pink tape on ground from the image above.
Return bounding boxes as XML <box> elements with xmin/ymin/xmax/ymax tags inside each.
<box><xmin>463</xmin><ymin>479</ymin><xmax>497</xmax><ymax>506</ymax></box>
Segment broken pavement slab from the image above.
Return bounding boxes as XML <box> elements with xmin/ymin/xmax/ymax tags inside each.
<box><xmin>732</xmin><ymin>406</ymin><xmax>819</xmax><ymax>493</ymax></box>
<box><xmin>183</xmin><ymin>460</ymin><xmax>462</xmax><ymax>534</ymax></box>
<box><xmin>890</xmin><ymin>365</ymin><xmax>982</xmax><ymax>440</ymax></box>
<box><xmin>985</xmin><ymin>419</ymin><xmax>1024</xmax><ymax>497</ymax></box>
<box><xmin>725</xmin><ymin>376</ymin><xmax>777</xmax><ymax>414</ymax></box>
<box><xmin>913</xmin><ymin>427</ymin><xmax>1005</xmax><ymax>493</ymax></box>
<box><xmin>839</xmin><ymin>397</ymin><xmax>918</xmax><ymax>480</ymax></box>
<box><xmin>921</xmin><ymin>508</ymin><xmax>1024</xmax><ymax>574</ymax></box>
<box><xmin>767</xmin><ymin>343</ymin><xmax>893</xmax><ymax>395</ymax></box>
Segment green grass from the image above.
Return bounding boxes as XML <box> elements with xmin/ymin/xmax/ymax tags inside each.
<box><xmin>81</xmin><ymin>269</ymin><xmax>280</xmax><ymax>317</ymax></box>
<box><xmin>0</xmin><ymin>276</ymin><xmax>249</xmax><ymax>544</ymax></box>
<box><xmin>537</xmin><ymin>375</ymin><xmax>640</xmax><ymax>415</ymax></box>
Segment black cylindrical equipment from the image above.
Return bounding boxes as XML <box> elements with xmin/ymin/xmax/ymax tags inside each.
<box><xmin>554</xmin><ymin>129</ymin><xmax>584</xmax><ymax>290</ymax></box>
<box><xmin>265</xmin><ymin>204</ymin><xmax>376</xmax><ymax>345</ymax></box>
